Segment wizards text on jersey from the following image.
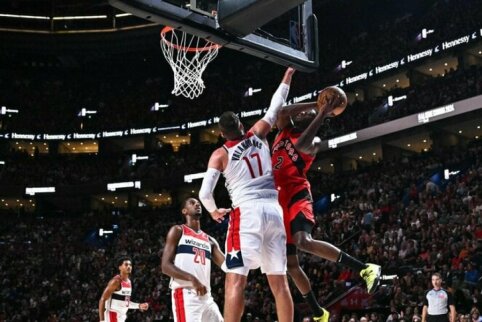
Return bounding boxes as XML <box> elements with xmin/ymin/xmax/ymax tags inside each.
<box><xmin>184</xmin><ymin>238</ymin><xmax>210</xmax><ymax>250</ymax></box>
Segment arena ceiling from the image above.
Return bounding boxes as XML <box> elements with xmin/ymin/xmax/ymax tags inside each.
<box><xmin>0</xmin><ymin>0</ymin><xmax>155</xmax><ymax>33</ymax></box>
<box><xmin>0</xmin><ymin>0</ymin><xmax>332</xmax><ymax>34</ymax></box>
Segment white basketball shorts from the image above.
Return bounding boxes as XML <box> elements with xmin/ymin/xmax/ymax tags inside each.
<box><xmin>225</xmin><ymin>198</ymin><xmax>287</xmax><ymax>276</ymax></box>
<box><xmin>172</xmin><ymin>288</ymin><xmax>223</xmax><ymax>322</ymax></box>
<box><xmin>104</xmin><ymin>310</ymin><xmax>127</xmax><ymax>322</ymax></box>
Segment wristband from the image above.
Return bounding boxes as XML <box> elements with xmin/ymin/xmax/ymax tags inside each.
<box><xmin>128</xmin><ymin>302</ymin><xmax>140</xmax><ymax>309</ymax></box>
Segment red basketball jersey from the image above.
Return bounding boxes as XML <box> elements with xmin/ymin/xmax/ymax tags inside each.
<box><xmin>272</xmin><ymin>126</ymin><xmax>315</xmax><ymax>199</ymax></box>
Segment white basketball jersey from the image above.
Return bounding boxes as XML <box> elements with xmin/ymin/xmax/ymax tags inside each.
<box><xmin>170</xmin><ymin>225</ymin><xmax>212</xmax><ymax>291</ymax></box>
<box><xmin>105</xmin><ymin>276</ymin><xmax>131</xmax><ymax>314</ymax></box>
<box><xmin>223</xmin><ymin>131</ymin><xmax>277</xmax><ymax>206</ymax></box>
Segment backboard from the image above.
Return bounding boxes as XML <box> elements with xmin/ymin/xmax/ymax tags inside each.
<box><xmin>108</xmin><ymin>0</ymin><xmax>319</xmax><ymax>72</ymax></box>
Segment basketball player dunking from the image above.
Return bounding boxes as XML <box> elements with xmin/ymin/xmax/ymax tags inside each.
<box><xmin>199</xmin><ymin>68</ymin><xmax>295</xmax><ymax>322</ymax></box>
<box><xmin>98</xmin><ymin>257</ymin><xmax>148</xmax><ymax>322</ymax></box>
<box><xmin>272</xmin><ymin>84</ymin><xmax>382</xmax><ymax>322</ymax></box>
<box><xmin>161</xmin><ymin>197</ymin><xmax>225</xmax><ymax>322</ymax></box>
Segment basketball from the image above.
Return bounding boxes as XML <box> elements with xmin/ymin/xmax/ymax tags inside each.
<box><xmin>317</xmin><ymin>86</ymin><xmax>348</xmax><ymax>117</ymax></box>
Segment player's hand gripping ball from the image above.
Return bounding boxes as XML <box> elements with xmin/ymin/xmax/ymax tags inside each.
<box><xmin>317</xmin><ymin>86</ymin><xmax>347</xmax><ymax>117</ymax></box>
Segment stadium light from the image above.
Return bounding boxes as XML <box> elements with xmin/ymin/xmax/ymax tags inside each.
<box><xmin>335</xmin><ymin>60</ymin><xmax>353</xmax><ymax>71</ymax></box>
<box><xmin>99</xmin><ymin>228</ymin><xmax>114</xmax><ymax>237</ymax></box>
<box><xmin>0</xmin><ymin>13</ymin><xmax>107</xmax><ymax>20</ymax></box>
<box><xmin>107</xmin><ymin>181</ymin><xmax>141</xmax><ymax>192</ymax></box>
<box><xmin>115</xmin><ymin>13</ymin><xmax>132</xmax><ymax>18</ymax></box>
<box><xmin>387</xmin><ymin>95</ymin><xmax>407</xmax><ymax>107</ymax></box>
<box><xmin>444</xmin><ymin>169</ymin><xmax>460</xmax><ymax>180</ymax></box>
<box><xmin>131</xmin><ymin>154</ymin><xmax>149</xmax><ymax>165</ymax></box>
<box><xmin>330</xmin><ymin>194</ymin><xmax>340</xmax><ymax>202</ymax></box>
<box><xmin>184</xmin><ymin>172</ymin><xmax>206</xmax><ymax>183</ymax></box>
<box><xmin>416</xmin><ymin>28</ymin><xmax>435</xmax><ymax>41</ymax></box>
<box><xmin>341</xmin><ymin>60</ymin><xmax>352</xmax><ymax>69</ymax></box>
<box><xmin>1</xmin><ymin>106</ymin><xmax>19</xmax><ymax>115</ymax></box>
<box><xmin>151</xmin><ymin>102</ymin><xmax>169</xmax><ymax>112</ymax></box>
<box><xmin>77</xmin><ymin>108</ymin><xmax>97</xmax><ymax>117</ymax></box>
<box><xmin>25</xmin><ymin>187</ymin><xmax>55</xmax><ymax>196</ymax></box>
<box><xmin>244</xmin><ymin>87</ymin><xmax>262</xmax><ymax>97</ymax></box>
<box><xmin>422</xmin><ymin>28</ymin><xmax>434</xmax><ymax>39</ymax></box>
<box><xmin>0</xmin><ymin>161</ymin><xmax>5</xmax><ymax>165</ymax></box>
<box><xmin>52</xmin><ymin>15</ymin><xmax>107</xmax><ymax>20</ymax></box>
<box><xmin>0</xmin><ymin>13</ymin><xmax>49</xmax><ymax>20</ymax></box>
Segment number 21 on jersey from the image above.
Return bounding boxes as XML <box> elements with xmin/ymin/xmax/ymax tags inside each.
<box><xmin>193</xmin><ymin>247</ymin><xmax>206</xmax><ymax>265</ymax></box>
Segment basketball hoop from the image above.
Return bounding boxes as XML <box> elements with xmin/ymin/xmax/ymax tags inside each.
<box><xmin>160</xmin><ymin>26</ymin><xmax>221</xmax><ymax>99</ymax></box>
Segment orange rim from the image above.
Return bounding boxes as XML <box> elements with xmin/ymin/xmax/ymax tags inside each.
<box><xmin>160</xmin><ymin>26</ymin><xmax>221</xmax><ymax>52</ymax></box>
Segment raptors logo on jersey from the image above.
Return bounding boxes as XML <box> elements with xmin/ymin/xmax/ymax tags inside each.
<box><xmin>170</xmin><ymin>225</ymin><xmax>212</xmax><ymax>291</ymax></box>
<box><xmin>272</xmin><ymin>126</ymin><xmax>315</xmax><ymax>197</ymax></box>
<box><xmin>104</xmin><ymin>275</ymin><xmax>132</xmax><ymax>315</ymax></box>
<box><xmin>223</xmin><ymin>131</ymin><xmax>277</xmax><ymax>207</ymax></box>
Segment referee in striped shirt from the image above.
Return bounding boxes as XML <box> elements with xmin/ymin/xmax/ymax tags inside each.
<box><xmin>422</xmin><ymin>273</ymin><xmax>456</xmax><ymax>322</ymax></box>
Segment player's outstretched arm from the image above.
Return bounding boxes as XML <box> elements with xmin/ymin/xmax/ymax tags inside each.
<box><xmin>251</xmin><ymin>67</ymin><xmax>295</xmax><ymax>139</ymax></box>
<box><xmin>161</xmin><ymin>225</ymin><xmax>207</xmax><ymax>296</ymax></box>
<box><xmin>99</xmin><ymin>278</ymin><xmax>121</xmax><ymax>321</ymax></box>
<box><xmin>276</xmin><ymin>101</ymin><xmax>319</xmax><ymax>130</ymax></box>
<box><xmin>199</xmin><ymin>149</ymin><xmax>231</xmax><ymax>223</ymax></box>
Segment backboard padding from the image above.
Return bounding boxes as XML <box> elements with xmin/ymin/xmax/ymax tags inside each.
<box><xmin>109</xmin><ymin>0</ymin><xmax>319</xmax><ymax>72</ymax></box>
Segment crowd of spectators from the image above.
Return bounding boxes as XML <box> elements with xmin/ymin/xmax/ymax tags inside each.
<box><xmin>315</xmin><ymin>0</ymin><xmax>482</xmax><ymax>77</ymax></box>
<box><xmin>2</xmin><ymin>59</ymin><xmax>481</xmax><ymax>140</ymax></box>
<box><xmin>0</xmin><ymin>141</ymin><xmax>216</xmax><ymax>186</ymax></box>
<box><xmin>0</xmin><ymin>0</ymin><xmax>481</xmax><ymax>139</ymax></box>
<box><xmin>1</xmin><ymin>62</ymin><xmax>482</xmax><ymax>188</ymax></box>
<box><xmin>1</xmin><ymin>140</ymin><xmax>482</xmax><ymax>321</ymax></box>
<box><xmin>326</xmin><ymin>65</ymin><xmax>482</xmax><ymax>139</ymax></box>
<box><xmin>1</xmin><ymin>58</ymin><xmax>481</xmax><ymax>143</ymax></box>
<box><xmin>1</xmin><ymin>0</ymin><xmax>482</xmax><ymax>320</ymax></box>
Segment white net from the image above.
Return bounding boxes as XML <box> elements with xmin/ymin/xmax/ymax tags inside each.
<box><xmin>160</xmin><ymin>27</ymin><xmax>220</xmax><ymax>99</ymax></box>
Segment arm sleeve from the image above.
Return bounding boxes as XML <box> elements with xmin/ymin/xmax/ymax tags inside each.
<box><xmin>128</xmin><ymin>302</ymin><xmax>140</xmax><ymax>309</ymax></box>
<box><xmin>199</xmin><ymin>168</ymin><xmax>221</xmax><ymax>213</ymax></box>
<box><xmin>261</xmin><ymin>83</ymin><xmax>290</xmax><ymax>127</ymax></box>
<box><xmin>423</xmin><ymin>291</ymin><xmax>429</xmax><ymax>306</ymax></box>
